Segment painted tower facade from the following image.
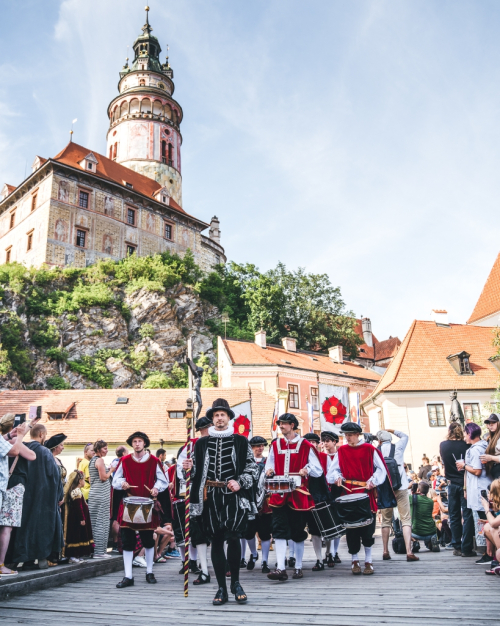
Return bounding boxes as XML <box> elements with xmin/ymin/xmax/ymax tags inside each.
<box><xmin>106</xmin><ymin>8</ymin><xmax>183</xmax><ymax>206</ymax></box>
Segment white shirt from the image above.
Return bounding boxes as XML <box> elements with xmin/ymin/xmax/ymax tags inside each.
<box><xmin>379</xmin><ymin>431</ymin><xmax>409</xmax><ymax>490</ymax></box>
<box><xmin>264</xmin><ymin>435</ymin><xmax>323</xmax><ymax>478</ymax></box>
<box><xmin>465</xmin><ymin>439</ymin><xmax>491</xmax><ymax>511</ymax></box>
<box><xmin>0</xmin><ymin>436</ymin><xmax>12</xmax><ymax>493</ymax></box>
<box><xmin>326</xmin><ymin>442</ymin><xmax>387</xmax><ymax>486</ymax></box>
<box><xmin>112</xmin><ymin>452</ymin><xmax>168</xmax><ymax>492</ymax></box>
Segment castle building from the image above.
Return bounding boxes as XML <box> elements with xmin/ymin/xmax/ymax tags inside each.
<box><xmin>0</xmin><ymin>8</ymin><xmax>225</xmax><ymax>272</ymax></box>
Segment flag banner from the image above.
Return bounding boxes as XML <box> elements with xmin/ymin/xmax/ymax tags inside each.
<box><xmin>349</xmin><ymin>391</ymin><xmax>360</xmax><ymax>425</ymax></box>
<box><xmin>319</xmin><ymin>384</ymin><xmax>349</xmax><ymax>434</ymax></box>
<box><xmin>230</xmin><ymin>400</ymin><xmax>252</xmax><ymax>439</ymax></box>
<box><xmin>271</xmin><ymin>389</ymin><xmax>289</xmax><ymax>439</ymax></box>
<box><xmin>307</xmin><ymin>400</ymin><xmax>314</xmax><ymax>433</ymax></box>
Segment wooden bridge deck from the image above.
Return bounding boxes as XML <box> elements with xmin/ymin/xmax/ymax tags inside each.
<box><xmin>1</xmin><ymin>530</ymin><xmax>499</xmax><ymax>625</ymax></box>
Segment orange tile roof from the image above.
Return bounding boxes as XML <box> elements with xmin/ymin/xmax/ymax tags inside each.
<box><xmin>468</xmin><ymin>252</ymin><xmax>500</xmax><ymax>323</ymax></box>
<box><xmin>365</xmin><ymin>321</ymin><xmax>499</xmax><ymax>398</ymax></box>
<box><xmin>0</xmin><ymin>388</ymin><xmax>275</xmax><ymax>445</ymax></box>
<box><xmin>52</xmin><ymin>142</ymin><xmax>197</xmax><ymax>221</ymax></box>
<box><xmin>223</xmin><ymin>339</ymin><xmax>381</xmax><ymax>382</ymax></box>
<box><xmin>354</xmin><ymin>319</ymin><xmax>400</xmax><ymax>362</ymax></box>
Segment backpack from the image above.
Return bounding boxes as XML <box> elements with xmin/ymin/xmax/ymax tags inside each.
<box><xmin>391</xmin><ymin>516</ymin><xmax>406</xmax><ymax>554</ymax></box>
<box><xmin>383</xmin><ymin>443</ymin><xmax>402</xmax><ymax>491</ymax></box>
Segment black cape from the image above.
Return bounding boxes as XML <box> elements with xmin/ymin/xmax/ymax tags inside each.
<box><xmin>12</xmin><ymin>441</ymin><xmax>64</xmax><ymax>563</ymax></box>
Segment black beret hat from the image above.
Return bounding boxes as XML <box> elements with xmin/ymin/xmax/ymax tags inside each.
<box><xmin>195</xmin><ymin>416</ymin><xmax>213</xmax><ymax>431</ymax></box>
<box><xmin>304</xmin><ymin>432</ymin><xmax>320</xmax><ymax>443</ymax></box>
<box><xmin>206</xmin><ymin>398</ymin><xmax>235</xmax><ymax>420</ymax></box>
<box><xmin>44</xmin><ymin>433</ymin><xmax>67</xmax><ymax>450</ymax></box>
<box><xmin>321</xmin><ymin>430</ymin><xmax>339</xmax><ymax>443</ymax></box>
<box><xmin>126</xmin><ymin>431</ymin><xmax>151</xmax><ymax>448</ymax></box>
<box><xmin>249</xmin><ymin>436</ymin><xmax>268</xmax><ymax>446</ymax></box>
<box><xmin>340</xmin><ymin>422</ymin><xmax>362</xmax><ymax>435</ymax></box>
<box><xmin>277</xmin><ymin>413</ymin><xmax>299</xmax><ymax>429</ymax></box>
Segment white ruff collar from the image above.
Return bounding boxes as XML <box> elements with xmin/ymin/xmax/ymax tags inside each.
<box><xmin>208</xmin><ymin>426</ymin><xmax>234</xmax><ymax>438</ymax></box>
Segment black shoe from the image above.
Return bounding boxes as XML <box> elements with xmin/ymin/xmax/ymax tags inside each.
<box><xmin>146</xmin><ymin>573</ymin><xmax>157</xmax><ymax>584</ymax></box>
<box><xmin>116</xmin><ymin>577</ymin><xmax>134</xmax><ymax>589</ymax></box>
<box><xmin>334</xmin><ymin>552</ymin><xmax>342</xmax><ymax>564</ymax></box>
<box><xmin>461</xmin><ymin>551</ymin><xmax>478</xmax><ymax>557</ymax></box>
<box><xmin>288</xmin><ymin>556</ymin><xmax>296</xmax><ymax>568</ymax></box>
<box><xmin>247</xmin><ymin>554</ymin><xmax>257</xmax><ymax>570</ymax></box>
<box><xmin>231</xmin><ymin>581</ymin><xmax>248</xmax><ymax>604</ymax></box>
<box><xmin>213</xmin><ymin>587</ymin><xmax>229</xmax><ymax>606</ymax></box>
<box><xmin>261</xmin><ymin>560</ymin><xmax>270</xmax><ymax>574</ymax></box>
<box><xmin>326</xmin><ymin>553</ymin><xmax>335</xmax><ymax>568</ymax></box>
<box><xmin>476</xmin><ymin>554</ymin><xmax>492</xmax><ymax>565</ymax></box>
<box><xmin>312</xmin><ymin>559</ymin><xmax>325</xmax><ymax>571</ymax></box>
<box><xmin>240</xmin><ymin>558</ymin><xmax>247</xmax><ymax>569</ymax></box>
<box><xmin>193</xmin><ymin>572</ymin><xmax>211</xmax><ymax>585</ymax></box>
<box><xmin>189</xmin><ymin>559</ymin><xmax>201</xmax><ymax>573</ymax></box>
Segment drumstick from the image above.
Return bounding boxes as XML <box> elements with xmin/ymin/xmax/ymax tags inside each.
<box><xmin>144</xmin><ymin>484</ymin><xmax>152</xmax><ymax>493</ymax></box>
<box><xmin>126</xmin><ymin>486</ymin><xmax>138</xmax><ymax>488</ymax></box>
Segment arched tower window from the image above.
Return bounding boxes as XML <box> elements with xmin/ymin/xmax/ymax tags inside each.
<box><xmin>113</xmin><ymin>143</ymin><xmax>118</xmax><ymax>160</ymax></box>
<box><xmin>109</xmin><ymin>146</ymin><xmax>113</xmax><ymax>159</ymax></box>
<box><xmin>161</xmin><ymin>141</ymin><xmax>167</xmax><ymax>164</ymax></box>
<box><xmin>168</xmin><ymin>143</ymin><xmax>173</xmax><ymax>167</ymax></box>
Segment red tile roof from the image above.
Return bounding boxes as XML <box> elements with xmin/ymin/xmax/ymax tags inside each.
<box><xmin>365</xmin><ymin>320</ymin><xmax>499</xmax><ymax>398</ymax></box>
<box><xmin>52</xmin><ymin>142</ymin><xmax>196</xmax><ymax>221</ymax></box>
<box><xmin>468</xmin><ymin>252</ymin><xmax>500</xmax><ymax>324</ymax></box>
<box><xmin>354</xmin><ymin>319</ymin><xmax>400</xmax><ymax>362</ymax></box>
<box><xmin>0</xmin><ymin>388</ymin><xmax>276</xmax><ymax>445</ymax></box>
<box><xmin>222</xmin><ymin>339</ymin><xmax>381</xmax><ymax>382</ymax></box>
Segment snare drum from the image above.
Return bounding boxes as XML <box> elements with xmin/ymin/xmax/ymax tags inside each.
<box><xmin>334</xmin><ymin>493</ymin><xmax>373</xmax><ymax>528</ymax></box>
<box><xmin>264</xmin><ymin>474</ymin><xmax>302</xmax><ymax>494</ymax></box>
<box><xmin>122</xmin><ymin>496</ymin><xmax>154</xmax><ymax>525</ymax></box>
<box><xmin>311</xmin><ymin>501</ymin><xmax>345</xmax><ymax>539</ymax></box>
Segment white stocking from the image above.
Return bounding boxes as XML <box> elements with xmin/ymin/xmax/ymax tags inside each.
<box><xmin>261</xmin><ymin>539</ymin><xmax>271</xmax><ymax>564</ymax></box>
<box><xmin>123</xmin><ymin>550</ymin><xmax>134</xmax><ymax>579</ymax></box>
<box><xmin>288</xmin><ymin>539</ymin><xmax>295</xmax><ymax>557</ymax></box>
<box><xmin>240</xmin><ymin>538</ymin><xmax>247</xmax><ymax>559</ymax></box>
<box><xmin>333</xmin><ymin>537</ymin><xmax>341</xmax><ymax>554</ymax></box>
<box><xmin>188</xmin><ymin>545</ymin><xmax>198</xmax><ymax>561</ymax></box>
<box><xmin>311</xmin><ymin>535</ymin><xmax>323</xmax><ymax>561</ymax></box>
<box><xmin>275</xmin><ymin>538</ymin><xmax>287</xmax><ymax>570</ymax></box>
<box><xmin>197</xmin><ymin>543</ymin><xmax>209</xmax><ymax>576</ymax></box>
<box><xmin>352</xmin><ymin>553</ymin><xmax>359</xmax><ymax>562</ymax></box>
<box><xmin>145</xmin><ymin>547</ymin><xmax>154</xmax><ymax>574</ymax></box>
<box><xmin>179</xmin><ymin>544</ymin><xmax>186</xmax><ymax>563</ymax></box>
<box><xmin>294</xmin><ymin>541</ymin><xmax>305</xmax><ymax>569</ymax></box>
<box><xmin>247</xmin><ymin>537</ymin><xmax>258</xmax><ymax>558</ymax></box>
<box><xmin>364</xmin><ymin>546</ymin><xmax>373</xmax><ymax>563</ymax></box>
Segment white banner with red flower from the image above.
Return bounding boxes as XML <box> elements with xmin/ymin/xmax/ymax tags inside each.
<box><xmin>319</xmin><ymin>384</ymin><xmax>349</xmax><ymax>434</ymax></box>
<box><xmin>230</xmin><ymin>400</ymin><xmax>252</xmax><ymax>439</ymax></box>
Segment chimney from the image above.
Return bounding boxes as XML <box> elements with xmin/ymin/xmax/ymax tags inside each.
<box><xmin>255</xmin><ymin>329</ymin><xmax>266</xmax><ymax>349</ymax></box>
<box><xmin>361</xmin><ymin>317</ymin><xmax>373</xmax><ymax>347</ymax></box>
<box><xmin>431</xmin><ymin>309</ymin><xmax>449</xmax><ymax>325</ymax></box>
<box><xmin>329</xmin><ymin>346</ymin><xmax>343</xmax><ymax>363</ymax></box>
<box><xmin>282</xmin><ymin>337</ymin><xmax>297</xmax><ymax>352</ymax></box>
<box><xmin>209</xmin><ymin>216</ymin><xmax>221</xmax><ymax>244</ymax></box>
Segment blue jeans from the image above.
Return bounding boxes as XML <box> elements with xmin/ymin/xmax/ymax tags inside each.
<box><xmin>412</xmin><ymin>532</ymin><xmax>437</xmax><ymax>542</ymax></box>
<box><xmin>447</xmin><ymin>483</ymin><xmax>474</xmax><ymax>553</ymax></box>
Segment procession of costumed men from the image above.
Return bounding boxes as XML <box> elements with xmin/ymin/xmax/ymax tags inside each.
<box><xmin>112</xmin><ymin>397</ymin><xmax>395</xmax><ymax>606</ymax></box>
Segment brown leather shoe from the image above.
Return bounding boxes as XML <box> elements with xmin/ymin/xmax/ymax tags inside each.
<box><xmin>267</xmin><ymin>568</ymin><xmax>288</xmax><ymax>581</ymax></box>
<box><xmin>363</xmin><ymin>562</ymin><xmax>374</xmax><ymax>575</ymax></box>
<box><xmin>407</xmin><ymin>554</ymin><xmax>420</xmax><ymax>562</ymax></box>
<box><xmin>383</xmin><ymin>552</ymin><xmax>391</xmax><ymax>560</ymax></box>
<box><xmin>352</xmin><ymin>560</ymin><xmax>362</xmax><ymax>575</ymax></box>
<box><xmin>292</xmin><ymin>568</ymin><xmax>303</xmax><ymax>579</ymax></box>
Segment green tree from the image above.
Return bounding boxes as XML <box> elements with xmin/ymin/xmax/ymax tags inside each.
<box><xmin>196</xmin><ymin>352</ymin><xmax>216</xmax><ymax>387</ymax></box>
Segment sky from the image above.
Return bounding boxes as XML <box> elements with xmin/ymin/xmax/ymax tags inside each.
<box><xmin>1</xmin><ymin>0</ymin><xmax>500</xmax><ymax>341</ymax></box>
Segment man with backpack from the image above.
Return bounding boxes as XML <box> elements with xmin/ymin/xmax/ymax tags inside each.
<box><xmin>377</xmin><ymin>429</ymin><xmax>419</xmax><ymax>562</ymax></box>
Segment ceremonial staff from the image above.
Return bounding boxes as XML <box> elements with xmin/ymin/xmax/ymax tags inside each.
<box><xmin>183</xmin><ymin>397</ymin><xmax>194</xmax><ymax>597</ymax></box>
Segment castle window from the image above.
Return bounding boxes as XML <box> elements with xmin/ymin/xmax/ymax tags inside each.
<box><xmin>79</xmin><ymin>190</ymin><xmax>89</xmax><ymax>209</ymax></box>
<box><xmin>427</xmin><ymin>404</ymin><xmax>446</xmax><ymax>427</ymax></box>
<box><xmin>113</xmin><ymin>143</ymin><xmax>118</xmax><ymax>160</ymax></box>
<box><xmin>109</xmin><ymin>146</ymin><xmax>113</xmax><ymax>159</ymax></box>
<box><xmin>168</xmin><ymin>143</ymin><xmax>173</xmax><ymax>166</ymax></box>
<box><xmin>161</xmin><ymin>140</ymin><xmax>167</xmax><ymax>164</ymax></box>
<box><xmin>127</xmin><ymin>208</ymin><xmax>136</xmax><ymax>226</ymax></box>
<box><xmin>76</xmin><ymin>229</ymin><xmax>86</xmax><ymax>248</ymax></box>
<box><xmin>5</xmin><ymin>247</ymin><xmax>12</xmax><ymax>263</ymax></box>
<box><xmin>139</xmin><ymin>78</ymin><xmax>146</xmax><ymax>86</ymax></box>
<box><xmin>31</xmin><ymin>192</ymin><xmax>38</xmax><ymax>212</ymax></box>
<box><xmin>164</xmin><ymin>222</ymin><xmax>172</xmax><ymax>240</ymax></box>
<box><xmin>126</xmin><ymin>244</ymin><xmax>136</xmax><ymax>256</ymax></box>
<box><xmin>215</xmin><ymin>254</ymin><xmax>221</xmax><ymax>264</ymax></box>
<box><xmin>27</xmin><ymin>230</ymin><xmax>34</xmax><ymax>251</ymax></box>
<box><xmin>288</xmin><ymin>384</ymin><xmax>300</xmax><ymax>409</ymax></box>
<box><xmin>87</xmin><ymin>162</ymin><xmax>93</xmax><ymax>170</ymax></box>
<box><xmin>9</xmin><ymin>210</ymin><xmax>16</xmax><ymax>229</ymax></box>
<box><xmin>311</xmin><ymin>386</ymin><xmax>319</xmax><ymax>411</ymax></box>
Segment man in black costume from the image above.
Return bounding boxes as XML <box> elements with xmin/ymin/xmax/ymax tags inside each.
<box><xmin>185</xmin><ymin>398</ymin><xmax>259</xmax><ymax>606</ymax></box>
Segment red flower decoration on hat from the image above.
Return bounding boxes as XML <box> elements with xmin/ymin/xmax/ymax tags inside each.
<box><xmin>233</xmin><ymin>414</ymin><xmax>251</xmax><ymax>438</ymax></box>
<box><xmin>322</xmin><ymin>396</ymin><xmax>347</xmax><ymax>425</ymax></box>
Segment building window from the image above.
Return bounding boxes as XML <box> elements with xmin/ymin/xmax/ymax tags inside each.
<box><xmin>27</xmin><ymin>231</ymin><xmax>33</xmax><ymax>251</ymax></box>
<box><xmin>76</xmin><ymin>229</ymin><xmax>86</xmax><ymax>248</ymax></box>
<box><xmin>127</xmin><ymin>208</ymin><xmax>136</xmax><ymax>225</ymax></box>
<box><xmin>47</xmin><ymin>413</ymin><xmax>64</xmax><ymax>420</ymax></box>
<box><xmin>460</xmin><ymin>355</ymin><xmax>471</xmax><ymax>374</ymax></box>
<box><xmin>9</xmin><ymin>211</ymin><xmax>16</xmax><ymax>229</ymax></box>
<box><xmin>126</xmin><ymin>244</ymin><xmax>136</xmax><ymax>256</ymax></box>
<box><xmin>311</xmin><ymin>387</ymin><xmax>319</xmax><ymax>411</ymax></box>
<box><xmin>109</xmin><ymin>146</ymin><xmax>113</xmax><ymax>159</ymax></box>
<box><xmin>164</xmin><ymin>222</ymin><xmax>172</xmax><ymax>240</ymax></box>
<box><xmin>288</xmin><ymin>384</ymin><xmax>300</xmax><ymax>409</ymax></box>
<box><xmin>169</xmin><ymin>411</ymin><xmax>185</xmax><ymax>419</ymax></box>
<box><xmin>463</xmin><ymin>403</ymin><xmax>480</xmax><ymax>421</ymax></box>
<box><xmin>87</xmin><ymin>162</ymin><xmax>93</xmax><ymax>170</ymax></box>
<box><xmin>168</xmin><ymin>143</ymin><xmax>173</xmax><ymax>166</ymax></box>
<box><xmin>113</xmin><ymin>143</ymin><xmax>118</xmax><ymax>160</ymax></box>
<box><xmin>79</xmin><ymin>190</ymin><xmax>89</xmax><ymax>208</ymax></box>
<box><xmin>31</xmin><ymin>192</ymin><xmax>38</xmax><ymax>212</ymax></box>
<box><xmin>161</xmin><ymin>140</ymin><xmax>167</xmax><ymax>164</ymax></box>
<box><xmin>6</xmin><ymin>247</ymin><xmax>12</xmax><ymax>263</ymax></box>
<box><xmin>427</xmin><ymin>404</ymin><xmax>446</xmax><ymax>427</ymax></box>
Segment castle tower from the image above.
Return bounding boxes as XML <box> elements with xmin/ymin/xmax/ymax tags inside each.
<box><xmin>106</xmin><ymin>7</ymin><xmax>183</xmax><ymax>206</ymax></box>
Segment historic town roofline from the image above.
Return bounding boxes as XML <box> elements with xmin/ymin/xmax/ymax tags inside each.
<box><xmin>468</xmin><ymin>251</ymin><xmax>500</xmax><ymax>324</ymax></box>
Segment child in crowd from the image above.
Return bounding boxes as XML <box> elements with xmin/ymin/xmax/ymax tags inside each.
<box><xmin>63</xmin><ymin>470</ymin><xmax>95</xmax><ymax>563</ymax></box>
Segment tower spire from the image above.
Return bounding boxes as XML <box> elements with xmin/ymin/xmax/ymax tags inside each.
<box><xmin>143</xmin><ymin>5</ymin><xmax>152</xmax><ymax>35</ymax></box>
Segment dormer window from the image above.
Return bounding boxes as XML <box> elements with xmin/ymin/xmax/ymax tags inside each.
<box><xmin>125</xmin><ymin>182</ymin><xmax>133</xmax><ymax>190</ymax></box>
<box><xmin>78</xmin><ymin>152</ymin><xmax>98</xmax><ymax>172</ymax></box>
<box><xmin>447</xmin><ymin>351</ymin><xmax>473</xmax><ymax>376</ymax></box>
<box><xmin>87</xmin><ymin>162</ymin><xmax>93</xmax><ymax>170</ymax></box>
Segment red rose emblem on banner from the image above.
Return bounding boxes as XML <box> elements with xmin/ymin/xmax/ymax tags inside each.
<box><xmin>322</xmin><ymin>396</ymin><xmax>347</xmax><ymax>425</ymax></box>
<box><xmin>233</xmin><ymin>414</ymin><xmax>251</xmax><ymax>438</ymax></box>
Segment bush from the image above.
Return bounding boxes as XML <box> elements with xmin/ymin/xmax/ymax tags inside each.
<box><xmin>47</xmin><ymin>375</ymin><xmax>71</xmax><ymax>390</ymax></box>
<box><xmin>31</xmin><ymin>322</ymin><xmax>59</xmax><ymax>348</ymax></box>
<box><xmin>142</xmin><ymin>371</ymin><xmax>171</xmax><ymax>389</ymax></box>
<box><xmin>46</xmin><ymin>347</ymin><xmax>69</xmax><ymax>362</ymax></box>
<box><xmin>139</xmin><ymin>323</ymin><xmax>155</xmax><ymax>339</ymax></box>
